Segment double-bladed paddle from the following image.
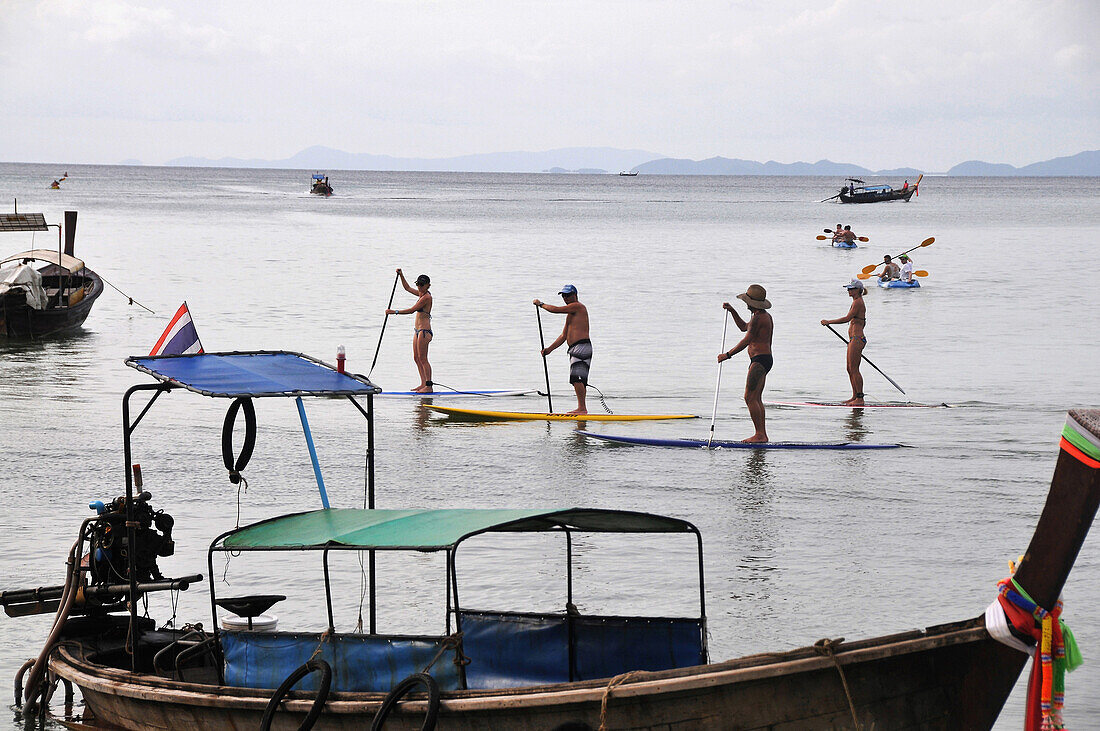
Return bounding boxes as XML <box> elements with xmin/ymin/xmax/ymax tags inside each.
<box><xmin>857</xmin><ymin>269</ymin><xmax>929</xmax><ymax>281</ymax></box>
<box><xmin>817</xmin><ymin>233</ymin><xmax>869</xmax><ymax>242</ymax></box>
<box><xmin>860</xmin><ymin>237</ymin><xmax>935</xmax><ymax>274</ymax></box>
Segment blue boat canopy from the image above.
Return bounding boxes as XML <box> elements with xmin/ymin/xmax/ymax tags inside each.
<box><xmin>125</xmin><ymin>351</ymin><xmax>380</xmax><ymax>398</ymax></box>
<box><xmin>215</xmin><ymin>508</ymin><xmax>698</xmax><ymax>551</ymax></box>
<box><xmin>312</xmin><ymin>174</ymin><xmax>326</xmax><ymax>180</ymax></box>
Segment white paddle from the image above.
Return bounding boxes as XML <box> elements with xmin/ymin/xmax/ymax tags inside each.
<box><xmin>707</xmin><ymin>310</ymin><xmax>732</xmax><ymax>448</ymax></box>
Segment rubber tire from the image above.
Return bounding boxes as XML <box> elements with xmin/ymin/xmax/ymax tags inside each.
<box><xmin>258</xmin><ymin>659</ymin><xmax>332</xmax><ymax>731</ymax></box>
<box><xmin>221</xmin><ymin>396</ymin><xmax>256</xmax><ymax>483</ymax></box>
<box><xmin>370</xmin><ymin>672</ymin><xmax>440</xmax><ymax>731</ymax></box>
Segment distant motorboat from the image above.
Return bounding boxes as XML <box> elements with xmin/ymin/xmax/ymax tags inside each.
<box><xmin>832</xmin><ymin>174</ymin><xmax>921</xmax><ymax>204</ymax></box>
<box><xmin>619</xmin><ymin>171</ymin><xmax>639</xmax><ymax>177</ymax></box>
<box><xmin>310</xmin><ymin>173</ymin><xmax>333</xmax><ymax>196</ymax></box>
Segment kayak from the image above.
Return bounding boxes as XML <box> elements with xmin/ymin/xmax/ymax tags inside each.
<box><xmin>877</xmin><ymin>278</ymin><xmax>920</xmax><ymax>288</ymax></box>
<box><xmin>832</xmin><ymin>240</ymin><xmax>858</xmax><ymax>249</ymax></box>
<box><xmin>576</xmin><ymin>431</ymin><xmax>906</xmax><ymax>450</ymax></box>
<box><xmin>426</xmin><ymin>406</ymin><xmax>697</xmax><ymax>422</ymax></box>
<box><xmin>764</xmin><ymin>400</ymin><xmax>950</xmax><ymax>409</ymax></box>
<box><xmin>376</xmin><ymin>389</ymin><xmax>535</xmax><ymax>398</ymax></box>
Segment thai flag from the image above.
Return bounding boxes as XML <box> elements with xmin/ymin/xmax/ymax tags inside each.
<box><xmin>150</xmin><ymin>302</ymin><xmax>204</xmax><ymax>356</ymax></box>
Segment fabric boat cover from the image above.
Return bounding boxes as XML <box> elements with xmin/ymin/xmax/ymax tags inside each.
<box><xmin>0</xmin><ymin>263</ymin><xmax>47</xmax><ymax>309</ymax></box>
<box><xmin>0</xmin><ymin>249</ymin><xmax>85</xmax><ymax>273</ymax></box>
<box><xmin>218</xmin><ymin>508</ymin><xmax>697</xmax><ymax>551</ymax></box>
<box><xmin>125</xmin><ymin>351</ymin><xmax>381</xmax><ymax>398</ymax></box>
<box><xmin>221</xmin><ymin>631</ymin><xmax>463</xmax><ymax>692</ymax></box>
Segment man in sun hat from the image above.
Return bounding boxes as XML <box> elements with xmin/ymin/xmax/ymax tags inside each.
<box><xmin>899</xmin><ymin>254</ymin><xmax>915</xmax><ymax>283</ymax></box>
<box><xmin>534</xmin><ymin>284</ymin><xmax>591</xmax><ymax>415</ymax></box>
<box><xmin>821</xmin><ymin>279</ymin><xmax>867</xmax><ymax>406</ymax></box>
<box><xmin>717</xmin><ymin>284</ymin><xmax>773</xmax><ymax>443</ymax></box>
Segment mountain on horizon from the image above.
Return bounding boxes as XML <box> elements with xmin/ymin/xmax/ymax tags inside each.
<box><xmin>161</xmin><ymin>146</ymin><xmax>1100</xmax><ymax>176</ymax></box>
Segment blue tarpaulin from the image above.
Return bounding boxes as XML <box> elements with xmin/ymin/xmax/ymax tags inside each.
<box><xmin>222</xmin><ymin>631</ymin><xmax>463</xmax><ymax>692</ymax></box>
<box><xmin>125</xmin><ymin>351</ymin><xmax>380</xmax><ymax>398</ymax></box>
<box><xmin>459</xmin><ymin>610</ymin><xmax>705</xmax><ymax>688</ymax></box>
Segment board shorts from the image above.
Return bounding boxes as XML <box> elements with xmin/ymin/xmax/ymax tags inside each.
<box><xmin>567</xmin><ymin>339</ymin><xmax>593</xmax><ymax>385</ymax></box>
<box><xmin>749</xmin><ymin>353</ymin><xmax>773</xmax><ymax>374</ymax></box>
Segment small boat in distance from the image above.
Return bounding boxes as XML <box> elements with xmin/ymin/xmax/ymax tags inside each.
<box><xmin>309</xmin><ymin>173</ymin><xmax>333</xmax><ymax>196</ymax></box>
<box><xmin>0</xmin><ymin>209</ymin><xmax>103</xmax><ymax>338</ymax></box>
<box><xmin>833</xmin><ymin>173</ymin><xmax>921</xmax><ymax>204</ymax></box>
<box><xmin>619</xmin><ymin>170</ymin><xmax>639</xmax><ymax>176</ymax></box>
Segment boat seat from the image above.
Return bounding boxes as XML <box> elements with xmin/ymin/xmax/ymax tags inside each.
<box><xmin>216</xmin><ymin>594</ymin><xmax>285</xmax><ymax>622</ymax></box>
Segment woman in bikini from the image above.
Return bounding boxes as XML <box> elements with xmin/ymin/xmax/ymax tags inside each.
<box><xmin>386</xmin><ymin>269</ymin><xmax>433</xmax><ymax>393</ymax></box>
<box><xmin>821</xmin><ymin>279</ymin><xmax>867</xmax><ymax>405</ymax></box>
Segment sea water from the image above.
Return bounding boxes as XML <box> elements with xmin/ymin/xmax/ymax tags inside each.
<box><xmin>0</xmin><ymin>164</ymin><xmax>1097</xmax><ymax>728</ymax></box>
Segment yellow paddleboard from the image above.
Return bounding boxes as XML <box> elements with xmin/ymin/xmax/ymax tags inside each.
<box><xmin>426</xmin><ymin>406</ymin><xmax>697</xmax><ymax>422</ymax></box>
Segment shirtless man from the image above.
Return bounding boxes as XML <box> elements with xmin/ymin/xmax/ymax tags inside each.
<box><xmin>879</xmin><ymin>255</ymin><xmax>901</xmax><ymax>282</ymax></box>
<box><xmin>840</xmin><ymin>225</ymin><xmax>858</xmax><ymax>245</ymax></box>
<box><xmin>716</xmin><ymin>284</ymin><xmax>773</xmax><ymax>443</ymax></box>
<box><xmin>821</xmin><ymin>280</ymin><xmax>867</xmax><ymax>405</ymax></box>
<box><xmin>534</xmin><ymin>284</ymin><xmax>591</xmax><ymax>415</ymax></box>
<box><xmin>832</xmin><ymin>223</ymin><xmax>845</xmax><ymax>244</ymax></box>
<box><xmin>386</xmin><ymin>269</ymin><xmax>433</xmax><ymax>392</ymax></box>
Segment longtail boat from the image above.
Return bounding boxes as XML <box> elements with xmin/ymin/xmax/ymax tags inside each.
<box><xmin>0</xmin><ymin>210</ymin><xmax>103</xmax><ymax>338</ymax></box>
<box><xmin>310</xmin><ymin>173</ymin><xmax>333</xmax><ymax>196</ymax></box>
<box><xmin>835</xmin><ymin>174</ymin><xmax>921</xmax><ymax>204</ymax></box>
<box><xmin>1</xmin><ymin>351</ymin><xmax>1096</xmax><ymax>729</ymax></box>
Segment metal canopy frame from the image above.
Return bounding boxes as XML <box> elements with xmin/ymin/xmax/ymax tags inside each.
<box><xmin>207</xmin><ymin>509</ymin><xmax>708</xmax><ymax>687</ymax></box>
<box><xmin>120</xmin><ymin>351</ymin><xmax>380</xmax><ymax>672</ymax></box>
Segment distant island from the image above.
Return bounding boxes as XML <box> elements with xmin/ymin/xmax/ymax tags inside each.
<box><xmin>160</xmin><ymin>146</ymin><xmax>1100</xmax><ymax>176</ymax></box>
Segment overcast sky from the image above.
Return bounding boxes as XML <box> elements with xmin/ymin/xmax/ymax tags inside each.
<box><xmin>1</xmin><ymin>1</ymin><xmax>1096</xmax><ymax>169</ymax></box>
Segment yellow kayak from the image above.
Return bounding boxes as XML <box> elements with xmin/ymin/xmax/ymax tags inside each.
<box><xmin>426</xmin><ymin>406</ymin><xmax>698</xmax><ymax>422</ymax></box>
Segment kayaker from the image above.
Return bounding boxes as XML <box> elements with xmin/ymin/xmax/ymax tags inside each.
<box><xmin>879</xmin><ymin>255</ymin><xmax>900</xmax><ymax>281</ymax></box>
<box><xmin>534</xmin><ymin>285</ymin><xmax>591</xmax><ymax>415</ymax></box>
<box><xmin>899</xmin><ymin>254</ymin><xmax>915</xmax><ymax>283</ymax></box>
<box><xmin>832</xmin><ymin>223</ymin><xmax>844</xmax><ymax>244</ymax></box>
<box><xmin>717</xmin><ymin>284</ymin><xmax>773</xmax><ymax>443</ymax></box>
<box><xmin>821</xmin><ymin>280</ymin><xmax>867</xmax><ymax>406</ymax></box>
<box><xmin>386</xmin><ymin>269</ymin><xmax>434</xmax><ymax>393</ymax></box>
<box><xmin>840</xmin><ymin>225</ymin><xmax>858</xmax><ymax>245</ymax></box>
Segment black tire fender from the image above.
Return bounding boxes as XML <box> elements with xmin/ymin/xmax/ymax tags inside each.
<box><xmin>258</xmin><ymin>658</ymin><xmax>332</xmax><ymax>731</ymax></box>
<box><xmin>221</xmin><ymin>396</ymin><xmax>256</xmax><ymax>484</ymax></box>
<box><xmin>370</xmin><ymin>672</ymin><xmax>440</xmax><ymax>731</ymax></box>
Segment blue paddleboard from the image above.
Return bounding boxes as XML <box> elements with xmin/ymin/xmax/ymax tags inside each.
<box><xmin>576</xmin><ymin>430</ymin><xmax>906</xmax><ymax>450</ymax></box>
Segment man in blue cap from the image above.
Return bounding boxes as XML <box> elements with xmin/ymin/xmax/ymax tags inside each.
<box><xmin>533</xmin><ymin>284</ymin><xmax>591</xmax><ymax>414</ymax></box>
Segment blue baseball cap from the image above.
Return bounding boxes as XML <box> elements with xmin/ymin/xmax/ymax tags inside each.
<box><xmin>558</xmin><ymin>284</ymin><xmax>577</xmax><ymax>295</ymax></box>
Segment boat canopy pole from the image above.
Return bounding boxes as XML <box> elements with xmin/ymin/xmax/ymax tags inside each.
<box><xmin>295</xmin><ymin>396</ymin><xmax>330</xmax><ymax>509</ymax></box>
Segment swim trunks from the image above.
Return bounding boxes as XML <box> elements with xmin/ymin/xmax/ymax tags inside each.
<box><xmin>567</xmin><ymin>339</ymin><xmax>593</xmax><ymax>385</ymax></box>
<box><xmin>749</xmin><ymin>353</ymin><xmax>773</xmax><ymax>374</ymax></box>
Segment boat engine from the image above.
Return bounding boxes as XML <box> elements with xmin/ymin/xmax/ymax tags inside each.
<box><xmin>87</xmin><ymin>490</ymin><xmax>175</xmax><ymax>585</ymax></box>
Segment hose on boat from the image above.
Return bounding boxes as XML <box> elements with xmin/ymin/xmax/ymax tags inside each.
<box><xmin>370</xmin><ymin>672</ymin><xmax>440</xmax><ymax>731</ymax></box>
<box><xmin>221</xmin><ymin>397</ymin><xmax>256</xmax><ymax>485</ymax></box>
<box><xmin>258</xmin><ymin>658</ymin><xmax>332</xmax><ymax>731</ymax></box>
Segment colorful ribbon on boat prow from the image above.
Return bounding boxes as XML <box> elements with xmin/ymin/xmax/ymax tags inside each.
<box><xmin>1061</xmin><ymin>412</ymin><xmax>1100</xmax><ymax>469</ymax></box>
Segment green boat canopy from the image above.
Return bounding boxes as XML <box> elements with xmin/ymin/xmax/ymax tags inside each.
<box><xmin>216</xmin><ymin>508</ymin><xmax>698</xmax><ymax>551</ymax></box>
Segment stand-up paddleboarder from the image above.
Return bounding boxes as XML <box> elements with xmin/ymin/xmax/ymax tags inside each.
<box><xmin>717</xmin><ymin>284</ymin><xmax>773</xmax><ymax>443</ymax></box>
<box><xmin>821</xmin><ymin>279</ymin><xmax>867</xmax><ymax>405</ymax></box>
<box><xmin>386</xmin><ymin>269</ymin><xmax>433</xmax><ymax>393</ymax></box>
<box><xmin>534</xmin><ymin>284</ymin><xmax>591</xmax><ymax>415</ymax></box>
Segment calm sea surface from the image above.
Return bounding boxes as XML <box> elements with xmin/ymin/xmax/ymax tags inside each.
<box><xmin>0</xmin><ymin>164</ymin><xmax>1097</xmax><ymax>728</ymax></box>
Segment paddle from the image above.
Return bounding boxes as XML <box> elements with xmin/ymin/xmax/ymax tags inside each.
<box><xmin>821</xmin><ymin>230</ymin><xmax>869</xmax><ymax>242</ymax></box>
<box><xmin>857</xmin><ymin>269</ymin><xmax>929</xmax><ymax>281</ymax></box>
<box><xmin>535</xmin><ymin>304</ymin><xmax>553</xmax><ymax>413</ymax></box>
<box><xmin>707</xmin><ymin>310</ymin><xmax>732</xmax><ymax>448</ymax></box>
<box><xmin>823</xmin><ymin>324</ymin><xmax>906</xmax><ymax>395</ymax></box>
<box><xmin>860</xmin><ymin>237</ymin><xmax>935</xmax><ymax>275</ymax></box>
<box><xmin>367</xmin><ymin>272</ymin><xmax>400</xmax><ymax>377</ymax></box>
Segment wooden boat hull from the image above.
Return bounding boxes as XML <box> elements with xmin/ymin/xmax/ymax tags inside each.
<box><xmin>839</xmin><ymin>188</ymin><xmax>916</xmax><ymax>204</ymax></box>
<box><xmin>0</xmin><ymin>268</ymin><xmax>103</xmax><ymax>338</ymax></box>
<box><xmin>50</xmin><ymin>619</ymin><xmax>1024</xmax><ymax>730</ymax></box>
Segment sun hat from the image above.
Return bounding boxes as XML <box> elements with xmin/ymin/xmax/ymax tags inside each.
<box><xmin>844</xmin><ymin>279</ymin><xmax>866</xmax><ymax>290</ymax></box>
<box><xmin>558</xmin><ymin>284</ymin><xmax>577</xmax><ymax>296</ymax></box>
<box><xmin>736</xmin><ymin>284</ymin><xmax>771</xmax><ymax>309</ymax></box>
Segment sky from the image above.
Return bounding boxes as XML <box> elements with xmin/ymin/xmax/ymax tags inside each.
<box><xmin>1</xmin><ymin>0</ymin><xmax>1096</xmax><ymax>170</ymax></box>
